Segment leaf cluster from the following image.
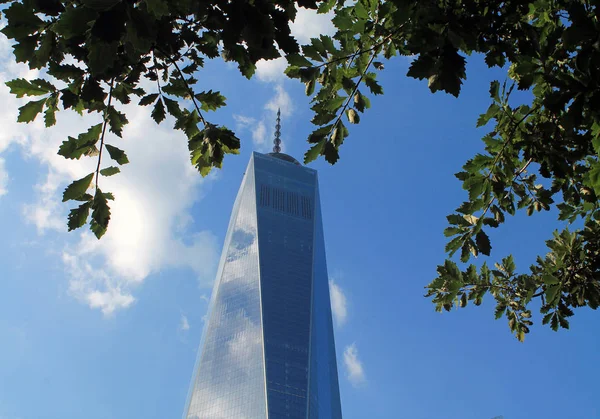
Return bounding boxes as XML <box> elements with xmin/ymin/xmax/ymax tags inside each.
<box><xmin>2</xmin><ymin>0</ymin><xmax>309</xmax><ymax>237</ymax></box>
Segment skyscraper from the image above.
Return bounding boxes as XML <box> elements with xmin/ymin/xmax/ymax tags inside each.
<box><xmin>183</xmin><ymin>111</ymin><xmax>343</xmax><ymax>419</ymax></box>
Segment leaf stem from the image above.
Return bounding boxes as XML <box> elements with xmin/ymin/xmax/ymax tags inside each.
<box><xmin>327</xmin><ymin>47</ymin><xmax>378</xmax><ymax>143</ymax></box>
<box><xmin>95</xmin><ymin>78</ymin><xmax>115</xmax><ymax>191</ymax></box>
<box><xmin>312</xmin><ymin>24</ymin><xmax>403</xmax><ymax>70</ymax></box>
<box><xmin>155</xmin><ymin>47</ymin><xmax>206</xmax><ymax>126</ymax></box>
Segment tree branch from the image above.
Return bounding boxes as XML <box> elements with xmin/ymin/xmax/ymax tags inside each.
<box><xmin>155</xmin><ymin>47</ymin><xmax>207</xmax><ymax>126</ymax></box>
<box><xmin>327</xmin><ymin>48</ymin><xmax>378</xmax><ymax>143</ymax></box>
<box><xmin>95</xmin><ymin>78</ymin><xmax>115</xmax><ymax>191</ymax></box>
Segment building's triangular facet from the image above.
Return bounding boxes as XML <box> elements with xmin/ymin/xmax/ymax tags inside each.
<box><xmin>184</xmin><ymin>152</ymin><xmax>342</xmax><ymax>419</ymax></box>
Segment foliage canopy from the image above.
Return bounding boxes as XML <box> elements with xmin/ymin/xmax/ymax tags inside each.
<box><xmin>2</xmin><ymin>0</ymin><xmax>599</xmax><ymax>340</ymax></box>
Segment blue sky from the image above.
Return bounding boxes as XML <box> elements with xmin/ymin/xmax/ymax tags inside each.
<box><xmin>1</xmin><ymin>9</ymin><xmax>599</xmax><ymax>419</ymax></box>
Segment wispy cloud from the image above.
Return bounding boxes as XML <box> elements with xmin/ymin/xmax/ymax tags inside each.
<box><xmin>265</xmin><ymin>85</ymin><xmax>293</xmax><ymax>118</ymax></box>
<box><xmin>180</xmin><ymin>315</ymin><xmax>190</xmax><ymax>331</ymax></box>
<box><xmin>0</xmin><ymin>158</ymin><xmax>8</xmax><ymax>196</ymax></box>
<box><xmin>252</xmin><ymin>120</ymin><xmax>267</xmax><ymax>146</ymax></box>
<box><xmin>0</xmin><ymin>35</ymin><xmax>219</xmax><ymax>316</ymax></box>
<box><xmin>329</xmin><ymin>278</ymin><xmax>348</xmax><ymax>327</ymax></box>
<box><xmin>343</xmin><ymin>343</ymin><xmax>366</xmax><ymax>387</ymax></box>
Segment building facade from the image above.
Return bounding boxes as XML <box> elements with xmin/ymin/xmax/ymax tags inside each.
<box><xmin>183</xmin><ymin>151</ymin><xmax>342</xmax><ymax>419</ymax></box>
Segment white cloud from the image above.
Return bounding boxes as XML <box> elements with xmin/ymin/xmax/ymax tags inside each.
<box><xmin>0</xmin><ymin>36</ymin><xmax>219</xmax><ymax>316</ymax></box>
<box><xmin>329</xmin><ymin>278</ymin><xmax>348</xmax><ymax>327</ymax></box>
<box><xmin>254</xmin><ymin>7</ymin><xmax>335</xmax><ymax>84</ymax></box>
<box><xmin>233</xmin><ymin>83</ymin><xmax>294</xmax><ymax>152</ymax></box>
<box><xmin>343</xmin><ymin>343</ymin><xmax>366</xmax><ymax>387</ymax></box>
<box><xmin>255</xmin><ymin>57</ymin><xmax>287</xmax><ymax>83</ymax></box>
<box><xmin>180</xmin><ymin>314</ymin><xmax>190</xmax><ymax>331</ymax></box>
<box><xmin>0</xmin><ymin>158</ymin><xmax>8</xmax><ymax>196</ymax></box>
<box><xmin>290</xmin><ymin>7</ymin><xmax>336</xmax><ymax>44</ymax></box>
<box><xmin>233</xmin><ymin>115</ymin><xmax>256</xmax><ymax>129</ymax></box>
<box><xmin>252</xmin><ymin>120</ymin><xmax>267</xmax><ymax>146</ymax></box>
<box><xmin>0</xmin><ymin>30</ymin><xmax>38</xmax><ymax>198</ymax></box>
<box><xmin>265</xmin><ymin>85</ymin><xmax>293</xmax><ymax>118</ymax></box>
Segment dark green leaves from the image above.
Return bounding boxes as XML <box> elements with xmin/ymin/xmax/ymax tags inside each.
<box><xmin>407</xmin><ymin>46</ymin><xmax>467</xmax><ymax>97</ymax></box>
<box><xmin>17</xmin><ymin>98</ymin><xmax>46</xmax><ymax>123</ymax></box>
<box><xmin>63</xmin><ymin>173</ymin><xmax>94</xmax><ymax>202</ymax></box>
<box><xmin>475</xmin><ymin>231</ymin><xmax>491</xmax><ymax>256</ymax></box>
<box><xmin>188</xmin><ymin>124</ymin><xmax>241</xmax><ymax>176</ymax></box>
<box><xmin>67</xmin><ymin>202</ymin><xmax>91</xmax><ymax>231</ymax></box>
<box><xmin>139</xmin><ymin>93</ymin><xmax>159</xmax><ymax>106</ymax></box>
<box><xmin>58</xmin><ymin>124</ymin><xmax>103</xmax><ymax>160</ymax></box>
<box><xmin>104</xmin><ymin>144</ymin><xmax>129</xmax><ymax>165</ymax></box>
<box><xmin>90</xmin><ymin>188</ymin><xmax>111</xmax><ymax>239</ymax></box>
<box><xmin>100</xmin><ymin>166</ymin><xmax>120</xmax><ymax>176</ymax></box>
<box><xmin>1</xmin><ymin>2</ymin><xmax>44</xmax><ymax>39</ymax></box>
<box><xmin>195</xmin><ymin>91</ymin><xmax>226</xmax><ymax>112</ymax></box>
<box><xmin>151</xmin><ymin>99</ymin><xmax>166</xmax><ymax>124</ymax></box>
<box><xmin>285</xmin><ymin>53</ymin><xmax>313</xmax><ymax>67</ymax></box>
<box><xmin>144</xmin><ymin>0</ymin><xmax>169</xmax><ymax>18</ymax></box>
<box><xmin>6</xmin><ymin>78</ymin><xmax>55</xmax><ymax>97</ymax></box>
<box><xmin>107</xmin><ymin>106</ymin><xmax>128</xmax><ymax>137</ymax></box>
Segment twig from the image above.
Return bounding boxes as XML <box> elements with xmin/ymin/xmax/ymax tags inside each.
<box><xmin>95</xmin><ymin>78</ymin><xmax>115</xmax><ymax>191</ymax></box>
<box><xmin>313</xmin><ymin>24</ymin><xmax>403</xmax><ymax>70</ymax></box>
<box><xmin>327</xmin><ymin>47</ymin><xmax>378</xmax><ymax>143</ymax></box>
<box><xmin>155</xmin><ymin>46</ymin><xmax>207</xmax><ymax>126</ymax></box>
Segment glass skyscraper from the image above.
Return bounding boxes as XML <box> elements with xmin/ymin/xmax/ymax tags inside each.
<box><xmin>183</xmin><ymin>146</ymin><xmax>343</xmax><ymax>418</ymax></box>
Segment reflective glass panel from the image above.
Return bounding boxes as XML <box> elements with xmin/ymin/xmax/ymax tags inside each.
<box><xmin>185</xmin><ymin>161</ymin><xmax>267</xmax><ymax>419</ymax></box>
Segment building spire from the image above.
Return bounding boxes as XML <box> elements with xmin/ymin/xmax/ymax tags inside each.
<box><xmin>273</xmin><ymin>108</ymin><xmax>281</xmax><ymax>153</ymax></box>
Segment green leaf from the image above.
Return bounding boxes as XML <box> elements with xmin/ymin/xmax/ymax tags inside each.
<box><xmin>67</xmin><ymin>202</ymin><xmax>91</xmax><ymax>231</ymax></box>
<box><xmin>475</xmin><ymin>231</ymin><xmax>491</xmax><ymax>256</ymax></box>
<box><xmin>58</xmin><ymin>124</ymin><xmax>103</xmax><ymax>160</ymax></box>
<box><xmin>62</xmin><ymin>173</ymin><xmax>94</xmax><ymax>202</ymax></box>
<box><xmin>305</xmin><ymin>79</ymin><xmax>315</xmax><ymax>96</ymax></box>
<box><xmin>100</xmin><ymin>166</ymin><xmax>120</xmax><ymax>177</ymax></box>
<box><xmin>489</xmin><ymin>80</ymin><xmax>500</xmax><ymax>101</ymax></box>
<box><xmin>90</xmin><ymin>188</ymin><xmax>111</xmax><ymax>239</ymax></box>
<box><xmin>151</xmin><ymin>99</ymin><xmax>166</xmax><ymax>124</ymax></box>
<box><xmin>17</xmin><ymin>98</ymin><xmax>46</xmax><ymax>123</ymax></box>
<box><xmin>81</xmin><ymin>0</ymin><xmax>121</xmax><ymax>10</ymax></box>
<box><xmin>144</xmin><ymin>0</ymin><xmax>169</xmax><ymax>18</ymax></box>
<box><xmin>286</xmin><ymin>53</ymin><xmax>312</xmax><ymax>67</ymax></box>
<box><xmin>44</xmin><ymin>94</ymin><xmax>58</xmax><ymax>127</ymax></box>
<box><xmin>558</xmin><ymin>315</ymin><xmax>569</xmax><ymax>329</ymax></box>
<box><xmin>163</xmin><ymin>97</ymin><xmax>182</xmax><ymax>118</ymax></box>
<box><xmin>88</xmin><ymin>42</ymin><xmax>118</xmax><ymax>77</ymax></box>
<box><xmin>588</xmin><ymin>162</ymin><xmax>600</xmax><ymax>196</ymax></box>
<box><xmin>304</xmin><ymin>140</ymin><xmax>325</xmax><ymax>164</ymax></box>
<box><xmin>332</xmin><ymin>14</ymin><xmax>353</xmax><ymax>30</ymax></box>
<box><xmin>104</xmin><ymin>144</ymin><xmax>129</xmax><ymax>165</ymax></box>
<box><xmin>543</xmin><ymin>274</ymin><xmax>559</xmax><ymax>285</ymax></box>
<box><xmin>494</xmin><ymin>303</ymin><xmax>506</xmax><ymax>319</ymax></box>
<box><xmin>195</xmin><ymin>91</ymin><xmax>226</xmax><ymax>111</ymax></box>
<box><xmin>364</xmin><ymin>75</ymin><xmax>383</xmax><ymax>95</ymax></box>
<box><xmin>320</xmin><ymin>35</ymin><xmax>336</xmax><ymax>55</ymax></box>
<box><xmin>6</xmin><ymin>78</ymin><xmax>53</xmax><ymax>98</ymax></box>
<box><xmin>324</xmin><ymin>95</ymin><xmax>346</xmax><ymax>111</ymax></box>
<box><xmin>1</xmin><ymin>2</ymin><xmax>44</xmax><ymax>38</ymax></box>
<box><xmin>52</xmin><ymin>5</ymin><xmax>97</xmax><ymax>39</ymax></box>
<box><xmin>476</xmin><ymin>104</ymin><xmax>500</xmax><ymax>127</ymax></box>
<box><xmin>139</xmin><ymin>93</ymin><xmax>159</xmax><ymax>106</ymax></box>
<box><xmin>545</xmin><ymin>284</ymin><xmax>561</xmax><ymax>305</ymax></box>
<box><xmin>107</xmin><ymin>106</ymin><xmax>128</xmax><ymax>137</ymax></box>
